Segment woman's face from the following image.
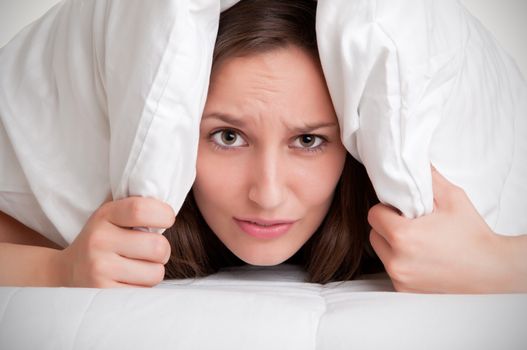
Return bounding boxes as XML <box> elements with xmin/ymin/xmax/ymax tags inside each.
<box><xmin>193</xmin><ymin>45</ymin><xmax>347</xmax><ymax>266</ymax></box>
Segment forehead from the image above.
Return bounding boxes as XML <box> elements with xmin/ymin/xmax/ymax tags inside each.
<box><xmin>205</xmin><ymin>46</ymin><xmax>336</xmax><ymax>123</ymax></box>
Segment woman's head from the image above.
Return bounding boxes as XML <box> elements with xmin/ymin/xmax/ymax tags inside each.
<box><xmin>195</xmin><ymin>44</ymin><xmax>346</xmax><ymax>265</ymax></box>
<box><xmin>164</xmin><ymin>0</ymin><xmax>380</xmax><ymax>283</ymax></box>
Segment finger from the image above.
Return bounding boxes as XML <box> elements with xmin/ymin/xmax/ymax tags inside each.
<box><xmin>111</xmin><ymin>227</ymin><xmax>171</xmax><ymax>264</ymax></box>
<box><xmin>105</xmin><ymin>281</ymin><xmax>150</xmax><ymax>289</ymax></box>
<box><xmin>369</xmin><ymin>229</ymin><xmax>392</xmax><ymax>266</ymax></box>
<box><xmin>430</xmin><ymin>165</ymin><xmax>461</xmax><ymax>210</ymax></box>
<box><xmin>102</xmin><ymin>192</ymin><xmax>113</xmax><ymax>205</ymax></box>
<box><xmin>102</xmin><ymin>196</ymin><xmax>175</xmax><ymax>229</ymax></box>
<box><xmin>111</xmin><ymin>255</ymin><xmax>166</xmax><ymax>287</ymax></box>
<box><xmin>367</xmin><ymin>203</ymin><xmax>407</xmax><ymax>244</ymax></box>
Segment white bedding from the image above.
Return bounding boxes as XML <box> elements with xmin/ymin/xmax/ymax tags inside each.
<box><xmin>317</xmin><ymin>0</ymin><xmax>527</xmax><ymax>233</ymax></box>
<box><xmin>0</xmin><ymin>264</ymin><xmax>526</xmax><ymax>350</ymax></box>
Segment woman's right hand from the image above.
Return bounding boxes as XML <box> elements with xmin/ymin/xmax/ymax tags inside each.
<box><xmin>57</xmin><ymin>196</ymin><xmax>175</xmax><ymax>288</ymax></box>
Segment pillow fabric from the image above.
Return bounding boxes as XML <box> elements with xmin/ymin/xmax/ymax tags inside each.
<box><xmin>317</xmin><ymin>0</ymin><xmax>527</xmax><ymax>235</ymax></box>
<box><xmin>0</xmin><ymin>0</ymin><xmax>223</xmax><ymax>245</ymax></box>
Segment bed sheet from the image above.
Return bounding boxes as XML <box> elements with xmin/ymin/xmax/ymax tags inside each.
<box><xmin>0</xmin><ymin>264</ymin><xmax>526</xmax><ymax>350</ymax></box>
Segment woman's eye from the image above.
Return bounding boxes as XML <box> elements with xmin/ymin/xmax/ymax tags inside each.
<box><xmin>293</xmin><ymin>134</ymin><xmax>325</xmax><ymax>150</ymax></box>
<box><xmin>210</xmin><ymin>129</ymin><xmax>247</xmax><ymax>148</ymax></box>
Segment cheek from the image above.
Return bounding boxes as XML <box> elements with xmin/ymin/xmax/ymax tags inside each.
<box><xmin>193</xmin><ymin>143</ymin><xmax>246</xmax><ymax>209</ymax></box>
<box><xmin>291</xmin><ymin>150</ymin><xmax>346</xmax><ymax>206</ymax></box>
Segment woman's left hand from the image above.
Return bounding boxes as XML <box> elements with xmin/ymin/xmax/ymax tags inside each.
<box><xmin>368</xmin><ymin>167</ymin><xmax>524</xmax><ymax>293</ymax></box>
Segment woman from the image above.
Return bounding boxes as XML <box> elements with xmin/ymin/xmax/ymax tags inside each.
<box><xmin>0</xmin><ymin>0</ymin><xmax>525</xmax><ymax>292</ymax></box>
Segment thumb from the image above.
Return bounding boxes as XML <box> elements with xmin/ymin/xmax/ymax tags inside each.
<box><xmin>102</xmin><ymin>193</ymin><xmax>114</xmax><ymax>205</ymax></box>
<box><xmin>431</xmin><ymin>164</ymin><xmax>459</xmax><ymax>211</ymax></box>
<box><xmin>133</xmin><ymin>226</ymin><xmax>166</xmax><ymax>234</ymax></box>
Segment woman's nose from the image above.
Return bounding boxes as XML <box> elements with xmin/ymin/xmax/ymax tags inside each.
<box><xmin>248</xmin><ymin>151</ymin><xmax>286</xmax><ymax>210</ymax></box>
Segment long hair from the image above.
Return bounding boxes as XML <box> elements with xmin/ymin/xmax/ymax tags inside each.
<box><xmin>164</xmin><ymin>0</ymin><xmax>383</xmax><ymax>284</ymax></box>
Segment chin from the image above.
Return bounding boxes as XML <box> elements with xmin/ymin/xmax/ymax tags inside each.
<box><xmin>239</xmin><ymin>252</ymin><xmax>291</xmax><ymax>267</ymax></box>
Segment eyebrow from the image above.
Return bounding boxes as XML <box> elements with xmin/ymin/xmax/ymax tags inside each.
<box><xmin>202</xmin><ymin>112</ymin><xmax>338</xmax><ymax>134</ymax></box>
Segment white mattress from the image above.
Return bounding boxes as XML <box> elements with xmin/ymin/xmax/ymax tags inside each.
<box><xmin>0</xmin><ymin>264</ymin><xmax>526</xmax><ymax>350</ymax></box>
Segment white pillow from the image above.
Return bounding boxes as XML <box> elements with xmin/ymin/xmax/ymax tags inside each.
<box><xmin>317</xmin><ymin>0</ymin><xmax>527</xmax><ymax>235</ymax></box>
<box><xmin>0</xmin><ymin>0</ymin><xmax>223</xmax><ymax>245</ymax></box>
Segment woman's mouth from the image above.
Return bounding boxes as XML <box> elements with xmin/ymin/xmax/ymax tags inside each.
<box><xmin>233</xmin><ymin>218</ymin><xmax>296</xmax><ymax>239</ymax></box>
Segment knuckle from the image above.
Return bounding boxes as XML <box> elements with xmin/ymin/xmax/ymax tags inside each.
<box><xmin>128</xmin><ymin>198</ymin><xmax>146</xmax><ymax>222</ymax></box>
<box><xmin>368</xmin><ymin>229</ymin><xmax>379</xmax><ymax>247</ymax></box>
<box><xmin>386</xmin><ymin>259</ymin><xmax>410</xmax><ymax>285</ymax></box>
<box><xmin>84</xmin><ymin>261</ymin><xmax>97</xmax><ymax>280</ymax></box>
<box><xmin>166</xmin><ymin>214</ymin><xmax>176</xmax><ymax>228</ymax></box>
<box><xmin>367</xmin><ymin>205</ymin><xmax>380</xmax><ymax>225</ymax></box>
<box><xmin>89</xmin><ymin>258</ymin><xmax>111</xmax><ymax>279</ymax></box>
<box><xmin>90</xmin><ymin>206</ymin><xmax>106</xmax><ymax>223</ymax></box>
<box><xmin>152</xmin><ymin>264</ymin><xmax>165</xmax><ymax>284</ymax></box>
<box><xmin>162</xmin><ymin>238</ymin><xmax>172</xmax><ymax>263</ymax></box>
<box><xmin>388</xmin><ymin>225</ymin><xmax>411</xmax><ymax>249</ymax></box>
<box><xmin>387</xmin><ymin>228</ymin><xmax>404</xmax><ymax>248</ymax></box>
<box><xmin>87</xmin><ymin>229</ymin><xmax>110</xmax><ymax>251</ymax></box>
<box><xmin>163</xmin><ymin>205</ymin><xmax>176</xmax><ymax>227</ymax></box>
<box><xmin>402</xmin><ymin>233</ymin><xmax>420</xmax><ymax>255</ymax></box>
<box><xmin>151</xmin><ymin>236</ymin><xmax>170</xmax><ymax>261</ymax></box>
<box><xmin>144</xmin><ymin>264</ymin><xmax>165</xmax><ymax>286</ymax></box>
<box><xmin>384</xmin><ymin>258</ymin><xmax>396</xmax><ymax>275</ymax></box>
<box><xmin>89</xmin><ymin>259</ymin><xmax>104</xmax><ymax>276</ymax></box>
<box><xmin>95</xmin><ymin>200</ymin><xmax>114</xmax><ymax>220</ymax></box>
<box><xmin>390</xmin><ymin>264</ymin><xmax>405</xmax><ymax>282</ymax></box>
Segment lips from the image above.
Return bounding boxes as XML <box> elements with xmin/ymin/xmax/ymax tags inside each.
<box><xmin>237</xmin><ymin>217</ymin><xmax>296</xmax><ymax>226</ymax></box>
<box><xmin>234</xmin><ymin>218</ymin><xmax>296</xmax><ymax>239</ymax></box>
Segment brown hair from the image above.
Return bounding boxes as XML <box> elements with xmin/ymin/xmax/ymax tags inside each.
<box><xmin>164</xmin><ymin>0</ymin><xmax>382</xmax><ymax>284</ymax></box>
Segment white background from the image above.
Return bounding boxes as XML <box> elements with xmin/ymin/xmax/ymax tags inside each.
<box><xmin>0</xmin><ymin>0</ymin><xmax>526</xmax><ymax>76</ymax></box>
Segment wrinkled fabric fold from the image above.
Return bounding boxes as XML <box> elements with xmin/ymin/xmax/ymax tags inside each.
<box><xmin>0</xmin><ymin>0</ymin><xmax>225</xmax><ymax>244</ymax></box>
<box><xmin>316</xmin><ymin>0</ymin><xmax>527</xmax><ymax>234</ymax></box>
